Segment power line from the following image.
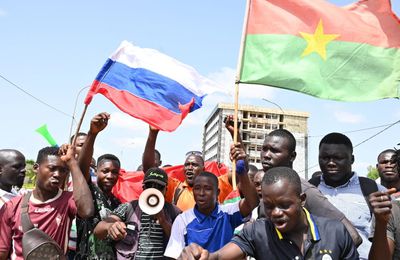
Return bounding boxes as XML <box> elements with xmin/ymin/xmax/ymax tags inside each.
<box><xmin>308</xmin><ymin>122</ymin><xmax>395</xmax><ymax>138</ymax></box>
<box><xmin>353</xmin><ymin>119</ymin><xmax>400</xmax><ymax>148</ymax></box>
<box><xmin>299</xmin><ymin>119</ymin><xmax>400</xmax><ymax>174</ymax></box>
<box><xmin>0</xmin><ymin>73</ymin><xmax>73</xmax><ymax>118</ymax></box>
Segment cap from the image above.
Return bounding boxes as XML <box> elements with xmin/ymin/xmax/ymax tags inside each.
<box><xmin>143</xmin><ymin>167</ymin><xmax>168</xmax><ymax>186</ymax></box>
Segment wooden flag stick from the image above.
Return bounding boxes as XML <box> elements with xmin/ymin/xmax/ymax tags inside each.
<box><xmin>71</xmin><ymin>104</ymin><xmax>88</xmax><ymax>146</ymax></box>
<box><xmin>232</xmin><ymin>0</ymin><xmax>251</xmax><ymax>191</ymax></box>
<box><xmin>232</xmin><ymin>83</ymin><xmax>239</xmax><ymax>191</ymax></box>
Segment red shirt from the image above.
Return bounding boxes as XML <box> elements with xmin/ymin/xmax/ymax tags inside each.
<box><xmin>0</xmin><ymin>190</ymin><xmax>77</xmax><ymax>259</ymax></box>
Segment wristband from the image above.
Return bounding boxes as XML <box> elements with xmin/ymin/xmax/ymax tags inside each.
<box><xmin>236</xmin><ymin>160</ymin><xmax>247</xmax><ymax>175</ymax></box>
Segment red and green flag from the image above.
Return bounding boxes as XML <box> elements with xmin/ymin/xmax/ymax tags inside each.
<box><xmin>239</xmin><ymin>0</ymin><xmax>400</xmax><ymax>101</ymax></box>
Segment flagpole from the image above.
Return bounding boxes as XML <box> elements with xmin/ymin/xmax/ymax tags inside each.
<box><xmin>71</xmin><ymin>104</ymin><xmax>88</xmax><ymax>146</ymax></box>
<box><xmin>232</xmin><ymin>0</ymin><xmax>251</xmax><ymax>191</ymax></box>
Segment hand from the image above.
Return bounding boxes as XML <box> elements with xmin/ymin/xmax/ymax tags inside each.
<box><xmin>107</xmin><ymin>221</ymin><xmax>127</xmax><ymax>241</ymax></box>
<box><xmin>230</xmin><ymin>143</ymin><xmax>247</xmax><ymax>162</ymax></box>
<box><xmin>369</xmin><ymin>188</ymin><xmax>396</xmax><ymax>224</ymax></box>
<box><xmin>178</xmin><ymin>243</ymin><xmax>210</xmax><ymax>260</ymax></box>
<box><xmin>89</xmin><ymin>112</ymin><xmax>110</xmax><ymax>135</ymax></box>
<box><xmin>224</xmin><ymin>115</ymin><xmax>235</xmax><ymax>135</ymax></box>
<box><xmin>59</xmin><ymin>144</ymin><xmax>76</xmax><ymax>164</ymax></box>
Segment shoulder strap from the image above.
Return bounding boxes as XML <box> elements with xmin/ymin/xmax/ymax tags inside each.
<box><xmin>359</xmin><ymin>176</ymin><xmax>379</xmax><ymax>197</ymax></box>
<box><xmin>308</xmin><ymin>176</ymin><xmax>321</xmax><ymax>187</ymax></box>
<box><xmin>359</xmin><ymin>176</ymin><xmax>379</xmax><ymax>216</ymax></box>
<box><xmin>173</xmin><ymin>183</ymin><xmax>184</xmax><ymax>205</ymax></box>
<box><xmin>21</xmin><ymin>192</ymin><xmax>34</xmax><ymax>232</ymax></box>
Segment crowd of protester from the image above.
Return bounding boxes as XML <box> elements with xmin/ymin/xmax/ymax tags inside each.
<box><xmin>1</xmin><ymin>112</ymin><xmax>399</xmax><ymax>259</ymax></box>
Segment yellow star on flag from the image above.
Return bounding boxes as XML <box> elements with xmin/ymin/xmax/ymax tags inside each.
<box><xmin>300</xmin><ymin>20</ymin><xmax>340</xmax><ymax>60</ymax></box>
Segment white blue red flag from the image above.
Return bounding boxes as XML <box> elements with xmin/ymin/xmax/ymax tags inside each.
<box><xmin>84</xmin><ymin>41</ymin><xmax>222</xmax><ymax>131</ymax></box>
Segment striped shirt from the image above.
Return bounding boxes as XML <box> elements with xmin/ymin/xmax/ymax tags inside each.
<box><xmin>135</xmin><ymin>213</ymin><xmax>164</xmax><ymax>259</ymax></box>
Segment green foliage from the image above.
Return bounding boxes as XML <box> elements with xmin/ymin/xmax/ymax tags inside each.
<box><xmin>367</xmin><ymin>165</ymin><xmax>379</xmax><ymax>180</ymax></box>
<box><xmin>23</xmin><ymin>159</ymin><xmax>36</xmax><ymax>189</ymax></box>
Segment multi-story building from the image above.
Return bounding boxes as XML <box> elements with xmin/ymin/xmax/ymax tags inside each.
<box><xmin>202</xmin><ymin>103</ymin><xmax>310</xmax><ymax>179</ymax></box>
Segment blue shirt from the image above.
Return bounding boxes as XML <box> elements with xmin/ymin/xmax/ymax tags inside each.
<box><xmin>318</xmin><ymin>172</ymin><xmax>385</xmax><ymax>260</ymax></box>
<box><xmin>164</xmin><ymin>201</ymin><xmax>244</xmax><ymax>259</ymax></box>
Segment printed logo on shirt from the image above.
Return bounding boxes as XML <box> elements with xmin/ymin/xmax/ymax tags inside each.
<box><xmin>34</xmin><ymin>207</ymin><xmax>55</xmax><ymax>213</ymax></box>
<box><xmin>319</xmin><ymin>249</ymin><xmax>333</xmax><ymax>260</ymax></box>
<box><xmin>56</xmin><ymin>213</ymin><xmax>62</xmax><ymax>226</ymax></box>
<box><xmin>322</xmin><ymin>254</ymin><xmax>333</xmax><ymax>260</ymax></box>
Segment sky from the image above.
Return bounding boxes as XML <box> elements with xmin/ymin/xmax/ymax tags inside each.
<box><xmin>1</xmin><ymin>0</ymin><xmax>399</xmax><ymax>179</ymax></box>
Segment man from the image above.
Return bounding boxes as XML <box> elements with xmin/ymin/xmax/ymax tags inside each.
<box><xmin>178</xmin><ymin>167</ymin><xmax>359</xmax><ymax>260</ymax></box>
<box><xmin>164</xmin><ymin>146</ymin><xmax>259</xmax><ymax>259</ymax></box>
<box><xmin>0</xmin><ymin>149</ymin><xmax>26</xmax><ymax>207</ymax></box>
<box><xmin>94</xmin><ymin>167</ymin><xmax>181</xmax><ymax>259</ymax></box>
<box><xmin>75</xmin><ymin>112</ymin><xmax>122</xmax><ymax>259</ymax></box>
<box><xmin>0</xmin><ymin>145</ymin><xmax>94</xmax><ymax>259</ymax></box>
<box><xmin>260</xmin><ymin>129</ymin><xmax>361</xmax><ymax>246</ymax></box>
<box><xmin>251</xmin><ymin>170</ymin><xmax>265</xmax><ymax>220</ymax></box>
<box><xmin>368</xmin><ymin>188</ymin><xmax>398</xmax><ymax>259</ymax></box>
<box><xmin>376</xmin><ymin>149</ymin><xmax>400</xmax><ymax>198</ymax></box>
<box><xmin>70</xmin><ymin>132</ymin><xmax>88</xmax><ymax>158</ymax></box>
<box><xmin>142</xmin><ymin>126</ymin><xmax>232</xmax><ymax>212</ymax></box>
<box><xmin>316</xmin><ymin>132</ymin><xmax>385</xmax><ymax>259</ymax></box>
<box><xmin>247</xmin><ymin>164</ymin><xmax>258</xmax><ymax>184</ymax></box>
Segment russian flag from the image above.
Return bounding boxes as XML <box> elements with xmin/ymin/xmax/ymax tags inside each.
<box><xmin>84</xmin><ymin>41</ymin><xmax>222</xmax><ymax>131</ymax></box>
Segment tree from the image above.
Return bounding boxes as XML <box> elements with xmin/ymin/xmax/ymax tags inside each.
<box><xmin>23</xmin><ymin>159</ymin><xmax>36</xmax><ymax>189</ymax></box>
<box><xmin>367</xmin><ymin>165</ymin><xmax>379</xmax><ymax>180</ymax></box>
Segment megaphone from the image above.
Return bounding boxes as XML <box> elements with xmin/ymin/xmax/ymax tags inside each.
<box><xmin>139</xmin><ymin>188</ymin><xmax>165</xmax><ymax>215</ymax></box>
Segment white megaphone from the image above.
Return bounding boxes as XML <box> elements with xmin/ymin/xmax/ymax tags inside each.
<box><xmin>138</xmin><ymin>188</ymin><xmax>165</xmax><ymax>215</ymax></box>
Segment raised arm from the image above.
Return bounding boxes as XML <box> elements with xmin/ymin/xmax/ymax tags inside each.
<box><xmin>60</xmin><ymin>144</ymin><xmax>94</xmax><ymax>218</ymax></box>
<box><xmin>78</xmin><ymin>112</ymin><xmax>110</xmax><ymax>182</ymax></box>
<box><xmin>142</xmin><ymin>126</ymin><xmax>159</xmax><ymax>173</ymax></box>
<box><xmin>368</xmin><ymin>189</ymin><xmax>396</xmax><ymax>260</ymax></box>
<box><xmin>224</xmin><ymin>115</ymin><xmax>244</xmax><ymax>148</ymax></box>
<box><xmin>230</xmin><ymin>143</ymin><xmax>258</xmax><ymax>217</ymax></box>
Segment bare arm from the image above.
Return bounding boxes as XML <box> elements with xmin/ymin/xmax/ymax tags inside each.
<box><xmin>142</xmin><ymin>126</ymin><xmax>159</xmax><ymax>173</ymax></box>
<box><xmin>368</xmin><ymin>189</ymin><xmax>396</xmax><ymax>260</ymax></box>
<box><xmin>341</xmin><ymin>218</ymin><xmax>362</xmax><ymax>247</ymax></box>
<box><xmin>303</xmin><ymin>181</ymin><xmax>362</xmax><ymax>246</ymax></box>
<box><xmin>60</xmin><ymin>144</ymin><xmax>94</xmax><ymax>219</ymax></box>
<box><xmin>94</xmin><ymin>215</ymin><xmax>125</xmax><ymax>240</ymax></box>
<box><xmin>78</xmin><ymin>112</ymin><xmax>110</xmax><ymax>182</ymax></box>
<box><xmin>230</xmin><ymin>143</ymin><xmax>258</xmax><ymax>217</ymax></box>
<box><xmin>178</xmin><ymin>242</ymin><xmax>245</xmax><ymax>260</ymax></box>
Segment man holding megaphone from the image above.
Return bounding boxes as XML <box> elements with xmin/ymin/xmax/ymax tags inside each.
<box><xmin>94</xmin><ymin>167</ymin><xmax>181</xmax><ymax>259</ymax></box>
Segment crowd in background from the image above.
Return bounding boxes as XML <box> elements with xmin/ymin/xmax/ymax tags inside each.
<box><xmin>1</xmin><ymin>112</ymin><xmax>399</xmax><ymax>260</ymax></box>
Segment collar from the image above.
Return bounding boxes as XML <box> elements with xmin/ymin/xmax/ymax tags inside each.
<box><xmin>274</xmin><ymin>207</ymin><xmax>321</xmax><ymax>242</ymax></box>
<box><xmin>321</xmin><ymin>172</ymin><xmax>358</xmax><ymax>189</ymax></box>
<box><xmin>181</xmin><ymin>181</ymin><xmax>192</xmax><ymax>190</ymax></box>
<box><xmin>0</xmin><ymin>188</ymin><xmax>14</xmax><ymax>196</ymax></box>
<box><xmin>31</xmin><ymin>189</ymin><xmax>63</xmax><ymax>204</ymax></box>
<box><xmin>193</xmin><ymin>203</ymin><xmax>219</xmax><ymax>222</ymax></box>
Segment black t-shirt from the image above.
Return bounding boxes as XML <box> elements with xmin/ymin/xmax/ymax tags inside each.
<box><xmin>231</xmin><ymin>212</ymin><xmax>359</xmax><ymax>260</ymax></box>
